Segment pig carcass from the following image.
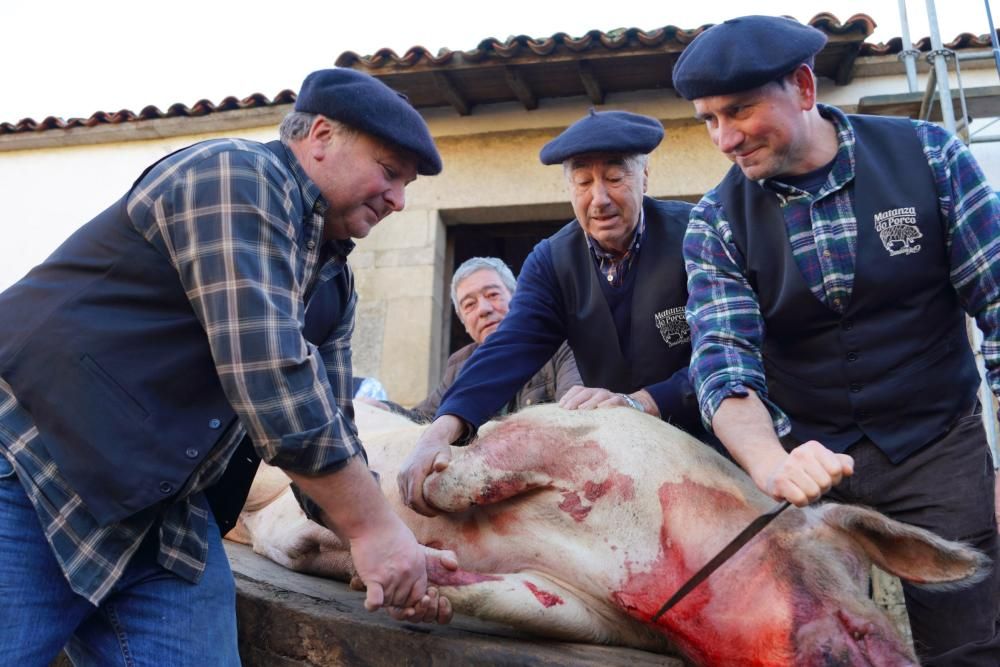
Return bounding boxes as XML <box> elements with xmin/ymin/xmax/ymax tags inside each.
<box><xmin>230</xmin><ymin>403</ymin><xmax>988</xmax><ymax>666</ymax></box>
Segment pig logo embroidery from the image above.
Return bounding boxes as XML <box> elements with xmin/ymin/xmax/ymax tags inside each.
<box><xmin>654</xmin><ymin>306</ymin><xmax>690</xmax><ymax>347</ymax></box>
<box><xmin>874</xmin><ymin>207</ymin><xmax>922</xmax><ymax>256</ymax></box>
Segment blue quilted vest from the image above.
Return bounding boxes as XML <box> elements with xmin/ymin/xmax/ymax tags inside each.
<box><xmin>549</xmin><ymin>196</ymin><xmax>694</xmax><ymax>393</ymax></box>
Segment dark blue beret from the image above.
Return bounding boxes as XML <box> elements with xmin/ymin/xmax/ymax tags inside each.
<box><xmin>539</xmin><ymin>109</ymin><xmax>664</xmax><ymax>165</ymax></box>
<box><xmin>295</xmin><ymin>68</ymin><xmax>442</xmax><ymax>175</ymax></box>
<box><xmin>672</xmin><ymin>15</ymin><xmax>827</xmax><ymax>100</ymax></box>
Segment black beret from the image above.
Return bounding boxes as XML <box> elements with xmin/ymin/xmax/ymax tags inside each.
<box><xmin>672</xmin><ymin>15</ymin><xmax>827</xmax><ymax>100</ymax></box>
<box><xmin>295</xmin><ymin>68</ymin><xmax>442</xmax><ymax>175</ymax></box>
<box><xmin>539</xmin><ymin>109</ymin><xmax>664</xmax><ymax>165</ymax></box>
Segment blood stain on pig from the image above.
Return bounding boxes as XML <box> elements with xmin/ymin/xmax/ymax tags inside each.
<box><xmin>485</xmin><ymin>508</ymin><xmax>518</xmax><ymax>534</ymax></box>
<box><xmin>460</xmin><ymin>517</ymin><xmax>481</xmax><ymax>544</ymax></box>
<box><xmin>610</xmin><ymin>479</ymin><xmax>786</xmax><ymax>665</ymax></box>
<box><xmin>524</xmin><ymin>581</ymin><xmax>564</xmax><ymax>607</ymax></box>
<box><xmin>475</xmin><ymin>474</ymin><xmax>526</xmax><ymax>505</ymax></box>
<box><xmin>584</xmin><ymin>472</ymin><xmax>635</xmax><ymax>502</ymax></box>
<box><xmin>427</xmin><ymin>560</ymin><xmax>502</xmax><ymax>587</ymax></box>
<box><xmin>478</xmin><ymin>421</ymin><xmax>606</xmax><ymax>482</ymax></box>
<box><xmin>558</xmin><ymin>491</ymin><xmax>592</xmax><ymax>522</ymax></box>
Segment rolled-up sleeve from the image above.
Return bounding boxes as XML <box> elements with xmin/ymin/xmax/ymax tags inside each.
<box><xmin>683</xmin><ymin>195</ymin><xmax>790</xmax><ymax>435</ymax></box>
<box><xmin>129</xmin><ymin>144</ymin><xmax>363</xmax><ymax>475</ymax></box>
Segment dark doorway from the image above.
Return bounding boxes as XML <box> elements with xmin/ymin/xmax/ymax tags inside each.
<box><xmin>447</xmin><ymin>220</ymin><xmax>566</xmax><ymax>353</ymax></box>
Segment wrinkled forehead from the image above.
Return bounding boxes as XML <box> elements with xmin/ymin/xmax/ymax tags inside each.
<box><xmin>566</xmin><ymin>152</ymin><xmax>633</xmax><ymax>172</ymax></box>
<box><xmin>456</xmin><ymin>269</ymin><xmax>506</xmax><ymax>299</ymax></box>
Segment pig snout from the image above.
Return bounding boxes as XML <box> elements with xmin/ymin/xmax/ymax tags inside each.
<box><xmin>795</xmin><ymin>609</ymin><xmax>917</xmax><ymax>667</ymax></box>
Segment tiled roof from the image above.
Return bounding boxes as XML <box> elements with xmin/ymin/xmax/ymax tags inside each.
<box><xmin>334</xmin><ymin>12</ymin><xmax>873</xmax><ymax>69</ymax></box>
<box><xmin>0</xmin><ymin>91</ymin><xmax>296</xmax><ymax>137</ymax></box>
<box><xmin>2</xmin><ymin>13</ymin><xmax>995</xmax><ymax>135</ymax></box>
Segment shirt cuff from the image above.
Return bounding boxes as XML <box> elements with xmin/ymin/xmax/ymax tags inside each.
<box><xmin>644</xmin><ymin>370</ymin><xmax>701</xmax><ymax>433</ymax></box>
<box><xmin>701</xmin><ymin>380</ymin><xmax>792</xmax><ymax>437</ymax></box>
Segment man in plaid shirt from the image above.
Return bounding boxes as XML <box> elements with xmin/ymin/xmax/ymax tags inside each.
<box><xmin>674</xmin><ymin>15</ymin><xmax>999</xmax><ymax>664</ymax></box>
<box><xmin>0</xmin><ymin>69</ymin><xmax>455</xmax><ymax>665</ymax></box>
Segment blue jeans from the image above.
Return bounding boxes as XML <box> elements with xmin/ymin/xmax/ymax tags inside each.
<box><xmin>0</xmin><ymin>456</ymin><xmax>241</xmax><ymax>666</ymax></box>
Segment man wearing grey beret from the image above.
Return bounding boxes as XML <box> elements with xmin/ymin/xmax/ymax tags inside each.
<box><xmin>675</xmin><ymin>14</ymin><xmax>1000</xmax><ymax>664</ymax></box>
<box><xmin>0</xmin><ymin>68</ymin><xmax>455</xmax><ymax>665</ymax></box>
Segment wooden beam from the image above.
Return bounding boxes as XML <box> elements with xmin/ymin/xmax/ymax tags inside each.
<box><xmin>432</xmin><ymin>71</ymin><xmax>471</xmax><ymax>116</ymax></box>
<box><xmin>834</xmin><ymin>44</ymin><xmax>861</xmax><ymax>86</ymax></box>
<box><xmin>503</xmin><ymin>66</ymin><xmax>538</xmax><ymax>110</ymax></box>
<box><xmin>577</xmin><ymin>61</ymin><xmax>604</xmax><ymax>105</ymax></box>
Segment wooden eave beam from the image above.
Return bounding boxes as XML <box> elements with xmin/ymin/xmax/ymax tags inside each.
<box><xmin>834</xmin><ymin>43</ymin><xmax>863</xmax><ymax>86</ymax></box>
<box><xmin>432</xmin><ymin>71</ymin><xmax>471</xmax><ymax>116</ymax></box>
<box><xmin>504</xmin><ymin>66</ymin><xmax>538</xmax><ymax>110</ymax></box>
<box><xmin>577</xmin><ymin>61</ymin><xmax>604</xmax><ymax>105</ymax></box>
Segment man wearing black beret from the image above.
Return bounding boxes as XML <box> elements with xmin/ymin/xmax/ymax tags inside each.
<box><xmin>0</xmin><ymin>68</ymin><xmax>456</xmax><ymax>665</ymax></box>
<box><xmin>675</xmin><ymin>14</ymin><xmax>1000</xmax><ymax>663</ymax></box>
<box><xmin>398</xmin><ymin>109</ymin><xmax>706</xmax><ymax>516</ymax></box>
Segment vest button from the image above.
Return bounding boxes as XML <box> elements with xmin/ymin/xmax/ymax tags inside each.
<box><xmin>208</xmin><ymin>418</ymin><xmax>221</xmax><ymax>429</ymax></box>
<box><xmin>850</xmin><ymin>384</ymin><xmax>862</xmax><ymax>393</ymax></box>
<box><xmin>857</xmin><ymin>409</ymin><xmax>871</xmax><ymax>420</ymax></box>
<box><xmin>185</xmin><ymin>448</ymin><xmax>199</xmax><ymax>459</ymax></box>
<box><xmin>842</xmin><ymin>319</ymin><xmax>854</xmax><ymax>331</ymax></box>
<box><xmin>159</xmin><ymin>481</ymin><xmax>173</xmax><ymax>494</ymax></box>
<box><xmin>846</xmin><ymin>352</ymin><xmax>859</xmax><ymax>362</ymax></box>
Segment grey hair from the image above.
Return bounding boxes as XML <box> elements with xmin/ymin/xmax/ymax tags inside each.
<box><xmin>450</xmin><ymin>257</ymin><xmax>517</xmax><ymax>313</ymax></box>
<box><xmin>278</xmin><ymin>112</ymin><xmax>358</xmax><ymax>143</ymax></box>
<box><xmin>562</xmin><ymin>152</ymin><xmax>649</xmax><ymax>179</ymax></box>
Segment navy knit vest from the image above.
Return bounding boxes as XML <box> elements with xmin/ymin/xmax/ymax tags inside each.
<box><xmin>549</xmin><ymin>196</ymin><xmax>693</xmax><ymax>392</ymax></box>
<box><xmin>0</xmin><ymin>141</ymin><xmax>349</xmax><ymax>528</ymax></box>
<box><xmin>719</xmin><ymin>115</ymin><xmax>979</xmax><ymax>462</ymax></box>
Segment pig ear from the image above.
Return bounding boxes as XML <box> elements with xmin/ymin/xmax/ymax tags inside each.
<box><xmin>818</xmin><ymin>503</ymin><xmax>990</xmax><ymax>591</ymax></box>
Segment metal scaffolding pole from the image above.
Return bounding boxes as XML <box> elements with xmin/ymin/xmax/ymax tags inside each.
<box><xmin>925</xmin><ymin>0</ymin><xmax>958</xmax><ymax>132</ymax></box>
<box><xmin>898</xmin><ymin>0</ymin><xmax>920</xmax><ymax>91</ymax></box>
<box><xmin>985</xmin><ymin>0</ymin><xmax>1000</xmax><ymax>80</ymax></box>
<box><xmin>906</xmin><ymin>0</ymin><xmax>1000</xmax><ymax>462</ymax></box>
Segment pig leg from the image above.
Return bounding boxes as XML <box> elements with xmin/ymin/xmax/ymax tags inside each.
<box><xmin>424</xmin><ymin>420</ymin><xmax>605</xmax><ymax>511</ymax></box>
<box><xmin>436</xmin><ymin>571</ymin><xmax>667</xmax><ymax>652</ymax></box>
<box><xmin>424</xmin><ymin>453</ymin><xmax>554</xmax><ymax>512</ymax></box>
<box><xmin>239</xmin><ymin>487</ymin><xmax>355</xmax><ymax>579</ymax></box>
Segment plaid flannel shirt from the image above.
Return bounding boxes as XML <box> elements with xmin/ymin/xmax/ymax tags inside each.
<box><xmin>0</xmin><ymin>138</ymin><xmax>363</xmax><ymax>604</ymax></box>
<box><xmin>685</xmin><ymin>104</ymin><xmax>1000</xmax><ymax>434</ymax></box>
<box><xmin>586</xmin><ymin>208</ymin><xmax>646</xmax><ymax>287</ymax></box>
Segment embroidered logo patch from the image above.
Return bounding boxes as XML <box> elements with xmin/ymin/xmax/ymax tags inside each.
<box><xmin>874</xmin><ymin>207</ymin><xmax>922</xmax><ymax>256</ymax></box>
<box><xmin>654</xmin><ymin>306</ymin><xmax>691</xmax><ymax>347</ymax></box>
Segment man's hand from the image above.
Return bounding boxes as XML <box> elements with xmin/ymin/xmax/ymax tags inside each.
<box><xmin>749</xmin><ymin>440</ymin><xmax>854</xmax><ymax>507</ymax></box>
<box><xmin>349</xmin><ymin>547</ymin><xmax>457</xmax><ymax>624</ymax></box>
<box><xmin>713</xmin><ymin>391</ymin><xmax>852</xmax><ymax>508</ymax></box>
<box><xmin>558</xmin><ymin>386</ymin><xmax>658</xmax><ymax>416</ymax></box>
<box><xmin>398</xmin><ymin>415</ymin><xmax>462</xmax><ymax>516</ymax></box>
<box><xmin>286</xmin><ymin>459</ymin><xmax>455</xmax><ymax>619</ymax></box>
<box><xmin>350</xmin><ymin>518</ymin><xmax>458</xmax><ymax>615</ymax></box>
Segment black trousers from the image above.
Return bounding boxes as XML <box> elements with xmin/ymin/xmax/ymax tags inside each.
<box><xmin>822</xmin><ymin>411</ymin><xmax>999</xmax><ymax>666</ymax></box>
